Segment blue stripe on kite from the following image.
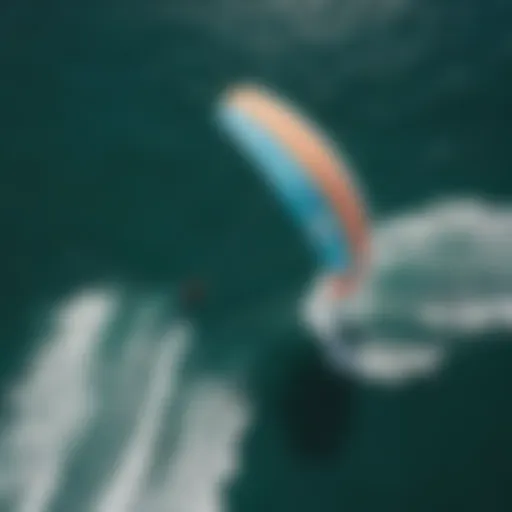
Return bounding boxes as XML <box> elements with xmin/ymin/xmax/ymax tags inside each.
<box><xmin>217</xmin><ymin>106</ymin><xmax>351</xmax><ymax>274</ymax></box>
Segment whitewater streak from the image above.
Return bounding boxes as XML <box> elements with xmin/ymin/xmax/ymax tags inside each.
<box><xmin>93</xmin><ymin>323</ymin><xmax>190</xmax><ymax>512</ymax></box>
<box><xmin>0</xmin><ymin>290</ymin><xmax>117</xmax><ymax>512</ymax></box>
<box><xmin>0</xmin><ymin>289</ymin><xmax>249</xmax><ymax>512</ymax></box>
<box><xmin>365</xmin><ymin>198</ymin><xmax>512</xmax><ymax>335</ymax></box>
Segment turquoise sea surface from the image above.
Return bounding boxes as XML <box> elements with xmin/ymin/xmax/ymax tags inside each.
<box><xmin>1</xmin><ymin>1</ymin><xmax>511</xmax><ymax>511</ymax></box>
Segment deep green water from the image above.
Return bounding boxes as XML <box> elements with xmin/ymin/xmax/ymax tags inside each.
<box><xmin>1</xmin><ymin>1</ymin><xmax>512</xmax><ymax>511</ymax></box>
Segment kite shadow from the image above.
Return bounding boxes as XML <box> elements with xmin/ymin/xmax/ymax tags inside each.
<box><xmin>279</xmin><ymin>343</ymin><xmax>355</xmax><ymax>463</ymax></box>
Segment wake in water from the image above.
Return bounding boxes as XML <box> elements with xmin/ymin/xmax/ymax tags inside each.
<box><xmin>338</xmin><ymin>198</ymin><xmax>512</xmax><ymax>383</ymax></box>
<box><xmin>0</xmin><ymin>289</ymin><xmax>248</xmax><ymax>512</ymax></box>
<box><xmin>0</xmin><ymin>198</ymin><xmax>510</xmax><ymax>511</ymax></box>
<box><xmin>358</xmin><ymin>198</ymin><xmax>512</xmax><ymax>332</ymax></box>
<box><xmin>0</xmin><ymin>291</ymin><xmax>117</xmax><ymax>512</ymax></box>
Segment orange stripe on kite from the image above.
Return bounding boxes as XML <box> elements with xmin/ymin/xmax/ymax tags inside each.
<box><xmin>224</xmin><ymin>85</ymin><xmax>369</xmax><ymax>284</ymax></box>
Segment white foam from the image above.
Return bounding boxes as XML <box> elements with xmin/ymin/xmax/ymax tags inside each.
<box><xmin>368</xmin><ymin>198</ymin><xmax>512</xmax><ymax>334</ymax></box>
<box><xmin>143</xmin><ymin>380</ymin><xmax>250</xmax><ymax>512</ymax></box>
<box><xmin>354</xmin><ymin>340</ymin><xmax>445</xmax><ymax>386</ymax></box>
<box><xmin>94</xmin><ymin>324</ymin><xmax>191</xmax><ymax>512</ymax></box>
<box><xmin>419</xmin><ymin>297</ymin><xmax>512</xmax><ymax>332</ymax></box>
<box><xmin>0</xmin><ymin>290</ymin><xmax>118</xmax><ymax>512</ymax></box>
<box><xmin>0</xmin><ymin>287</ymin><xmax>249</xmax><ymax>512</ymax></box>
<box><xmin>307</xmin><ymin>198</ymin><xmax>512</xmax><ymax>383</ymax></box>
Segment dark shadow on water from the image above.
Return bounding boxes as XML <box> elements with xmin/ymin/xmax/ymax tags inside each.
<box><xmin>279</xmin><ymin>343</ymin><xmax>354</xmax><ymax>463</ymax></box>
<box><xmin>226</xmin><ymin>338</ymin><xmax>355</xmax><ymax>512</ymax></box>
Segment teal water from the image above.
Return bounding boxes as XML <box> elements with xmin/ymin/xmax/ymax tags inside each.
<box><xmin>1</xmin><ymin>1</ymin><xmax>512</xmax><ymax>511</ymax></box>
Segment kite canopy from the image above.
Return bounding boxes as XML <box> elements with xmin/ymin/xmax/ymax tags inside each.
<box><xmin>216</xmin><ymin>84</ymin><xmax>369</xmax><ymax>298</ymax></box>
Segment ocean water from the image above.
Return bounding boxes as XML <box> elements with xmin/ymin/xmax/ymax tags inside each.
<box><xmin>1</xmin><ymin>0</ymin><xmax>511</xmax><ymax>511</ymax></box>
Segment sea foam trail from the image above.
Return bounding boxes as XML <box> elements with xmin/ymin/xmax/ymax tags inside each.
<box><xmin>317</xmin><ymin>198</ymin><xmax>512</xmax><ymax>384</ymax></box>
<box><xmin>94</xmin><ymin>323</ymin><xmax>191</xmax><ymax>512</ymax></box>
<box><xmin>369</xmin><ymin>198</ymin><xmax>512</xmax><ymax>335</ymax></box>
<box><xmin>0</xmin><ymin>290</ymin><xmax>118</xmax><ymax>512</ymax></box>
<box><xmin>0</xmin><ymin>286</ymin><xmax>247</xmax><ymax>512</ymax></box>
<box><xmin>142</xmin><ymin>380</ymin><xmax>250</xmax><ymax>512</ymax></box>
